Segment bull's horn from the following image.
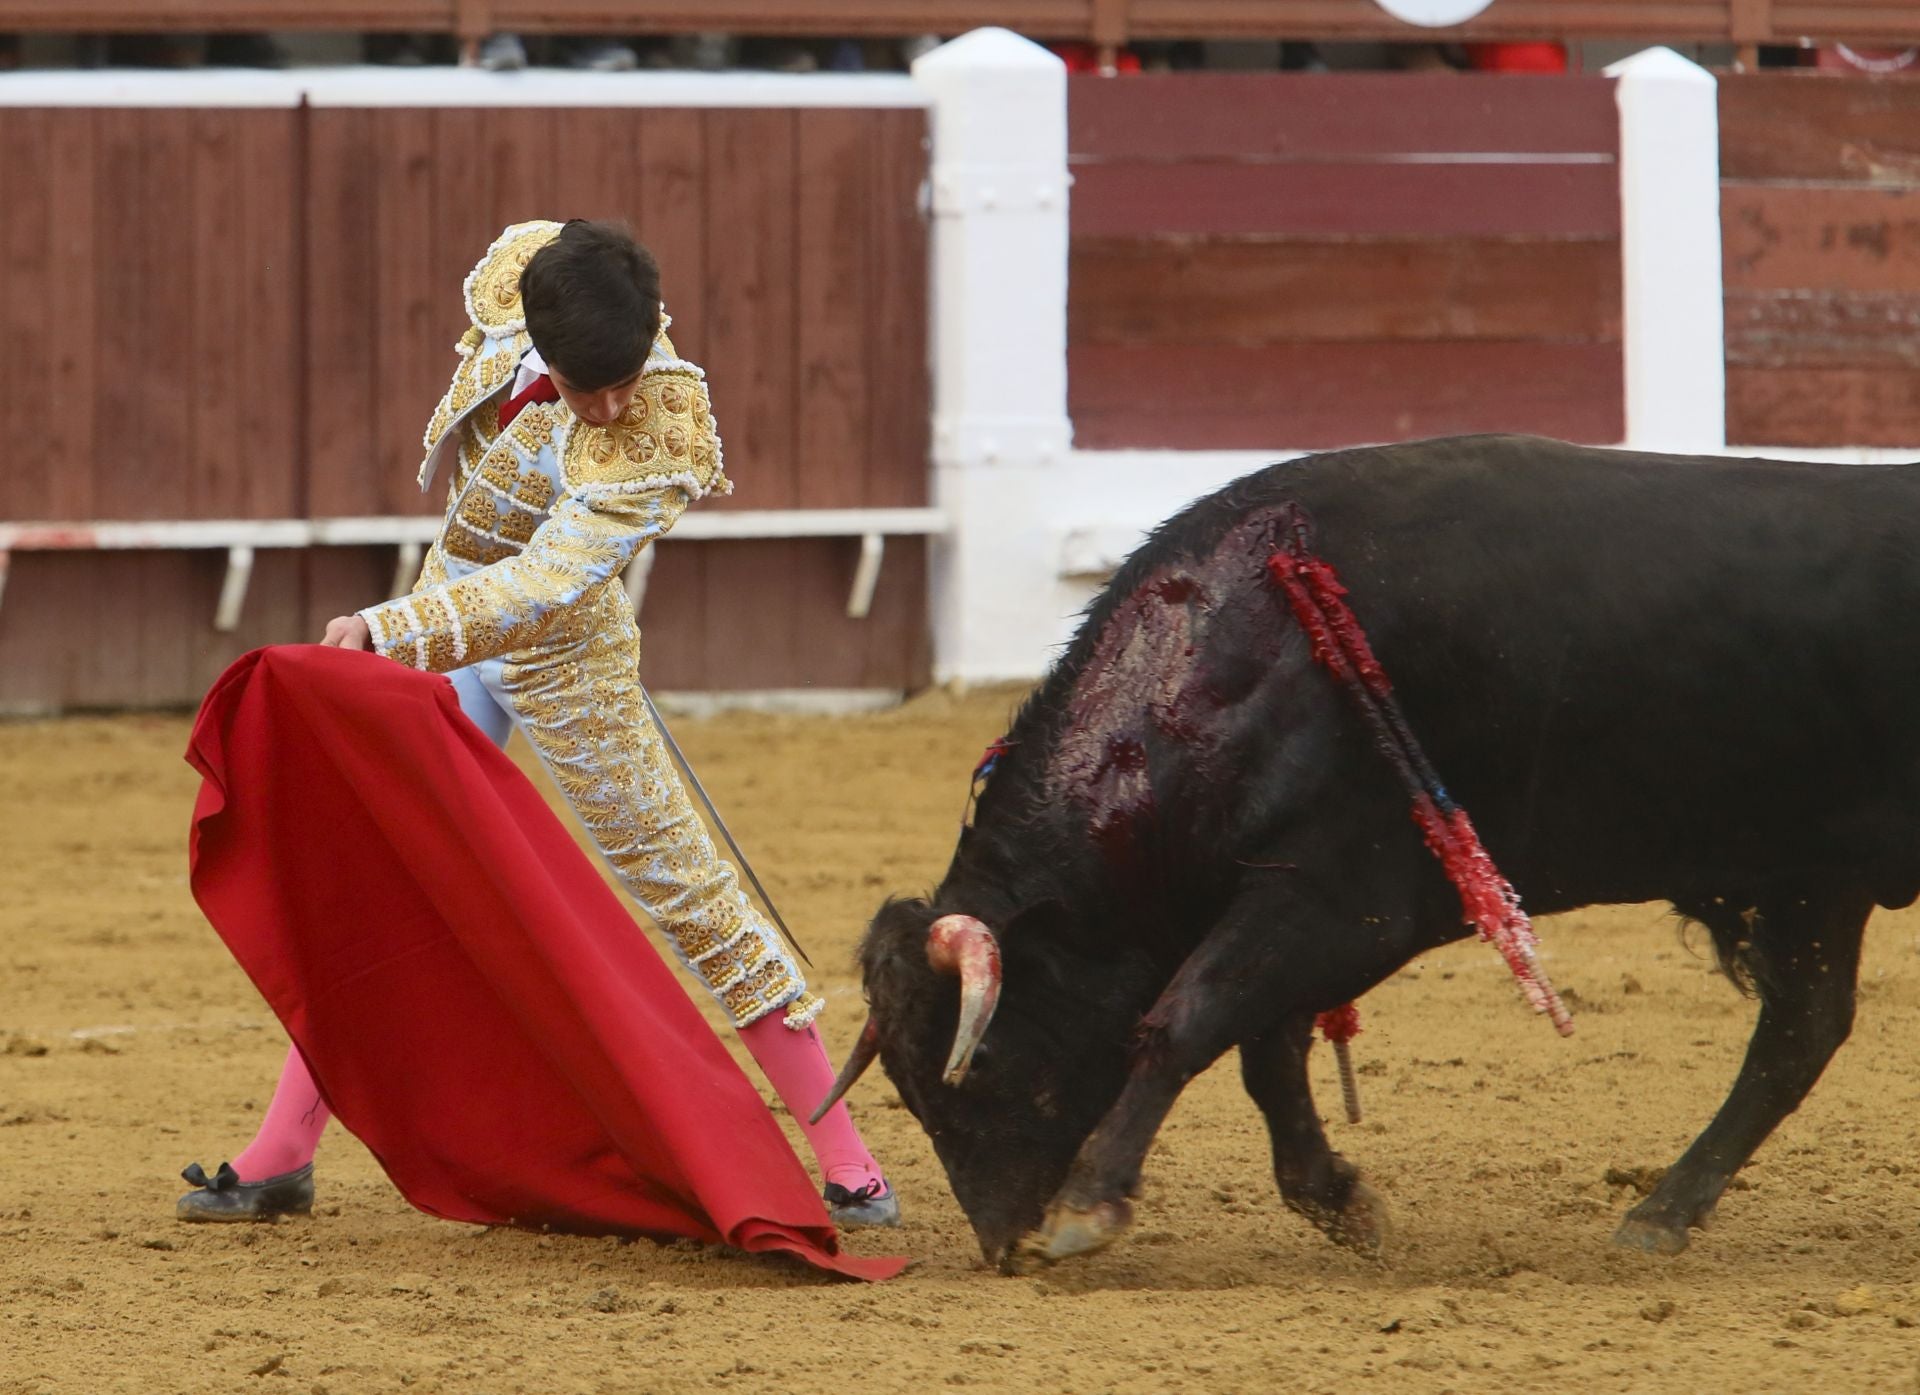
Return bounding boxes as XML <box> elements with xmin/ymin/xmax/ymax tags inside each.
<box><xmin>926</xmin><ymin>914</ymin><xmax>1002</xmax><ymax>1087</ymax></box>
<box><xmin>810</xmin><ymin>1015</ymin><xmax>881</xmax><ymax>1125</ymax></box>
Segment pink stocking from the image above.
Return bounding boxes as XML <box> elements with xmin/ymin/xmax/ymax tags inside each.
<box><xmin>231</xmin><ymin>1044</ymin><xmax>332</xmax><ymax>1182</ymax></box>
<box><xmin>738</xmin><ymin>1017</ymin><xmax>884</xmax><ymax>1192</ymax></box>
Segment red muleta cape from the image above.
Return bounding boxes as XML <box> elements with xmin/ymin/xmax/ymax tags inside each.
<box><xmin>186</xmin><ymin>645</ymin><xmax>904</xmax><ymax>1282</ymax></box>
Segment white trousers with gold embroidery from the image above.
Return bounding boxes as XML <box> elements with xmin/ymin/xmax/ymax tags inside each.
<box><xmin>447</xmin><ymin>619</ymin><xmax>819</xmax><ymax>1031</ymax></box>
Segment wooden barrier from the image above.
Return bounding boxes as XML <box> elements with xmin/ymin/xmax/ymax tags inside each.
<box><xmin>1720</xmin><ymin>73</ymin><xmax>1920</xmax><ymax>447</ymax></box>
<box><xmin>0</xmin><ymin>95</ymin><xmax>933</xmax><ymax>709</ymax></box>
<box><xmin>2</xmin><ymin>0</ymin><xmax>1917</xmax><ymax>46</ymax></box>
<box><xmin>1066</xmin><ymin>72</ymin><xmax>1623</xmax><ymax>450</ymax></box>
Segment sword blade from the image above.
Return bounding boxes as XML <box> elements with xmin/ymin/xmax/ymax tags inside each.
<box><xmin>639</xmin><ymin>686</ymin><xmax>813</xmax><ymax>968</ymax></box>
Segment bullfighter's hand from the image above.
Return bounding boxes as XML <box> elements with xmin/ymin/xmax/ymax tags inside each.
<box><xmin>321</xmin><ymin>615</ymin><xmax>371</xmax><ymax>650</ymax></box>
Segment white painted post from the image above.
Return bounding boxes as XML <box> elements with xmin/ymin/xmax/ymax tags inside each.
<box><xmin>913</xmin><ymin>29</ymin><xmax>1074</xmax><ymax>684</ymax></box>
<box><xmin>1606</xmin><ymin>47</ymin><xmax>1726</xmax><ymax>453</ymax></box>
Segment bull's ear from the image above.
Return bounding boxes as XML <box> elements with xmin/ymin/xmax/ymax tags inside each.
<box><xmin>860</xmin><ymin>895</ymin><xmax>940</xmax><ymax>966</ymax></box>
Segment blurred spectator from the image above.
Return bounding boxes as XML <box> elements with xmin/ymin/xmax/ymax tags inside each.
<box><xmin>900</xmin><ymin>34</ymin><xmax>943</xmax><ymax>67</ymax></box>
<box><xmin>206</xmin><ymin>33</ymin><xmax>287</xmax><ymax>67</ymax></box>
<box><xmin>1135</xmin><ymin>40</ymin><xmax>1208</xmax><ymax>71</ymax></box>
<box><xmin>365</xmin><ymin>32</ymin><xmax>452</xmax><ymax>66</ymax></box>
<box><xmin>1464</xmin><ymin>40</ymin><xmax>1569</xmax><ymax>73</ymax></box>
<box><xmin>1814</xmin><ymin>42</ymin><xmax>1919</xmax><ymax>75</ymax></box>
<box><xmin>671</xmin><ymin>33</ymin><xmax>736</xmax><ymax>71</ymax></box>
<box><xmin>816</xmin><ymin>36</ymin><xmax>945</xmax><ymax>72</ymax></box>
<box><xmin>72</xmin><ymin>32</ymin><xmax>286</xmax><ymax>68</ymax></box>
<box><xmin>77</xmin><ymin>33</ymin><xmax>196</xmax><ymax>67</ymax></box>
<box><xmin>364</xmin><ymin>29</ymin><xmax>522</xmax><ymax>69</ymax></box>
<box><xmin>1050</xmin><ymin>42</ymin><xmax>1144</xmax><ymax>75</ymax></box>
<box><xmin>1309</xmin><ymin>41</ymin><xmax>1468</xmax><ymax>72</ymax></box>
<box><xmin>740</xmin><ymin>36</ymin><xmax>820</xmax><ymax>72</ymax></box>
<box><xmin>557</xmin><ymin>35</ymin><xmax>643</xmax><ymax>72</ymax></box>
<box><xmin>475</xmin><ymin>32</ymin><xmax>527</xmax><ymax>70</ymax></box>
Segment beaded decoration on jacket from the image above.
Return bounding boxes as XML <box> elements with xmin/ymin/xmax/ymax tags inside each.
<box><xmin>418</xmin><ymin>220</ymin><xmax>563</xmax><ymax>493</ymax></box>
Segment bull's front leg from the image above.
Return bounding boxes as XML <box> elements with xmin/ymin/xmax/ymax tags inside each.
<box><xmin>1016</xmin><ymin>893</ymin><xmax>1334</xmax><ymax>1270</ymax></box>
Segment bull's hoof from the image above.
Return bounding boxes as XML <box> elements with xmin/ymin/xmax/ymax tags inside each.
<box><xmin>1612</xmin><ymin>1208</ymin><xmax>1692</xmax><ymax>1256</ymax></box>
<box><xmin>1011</xmin><ymin>1197</ymin><xmax>1134</xmax><ymax>1271</ymax></box>
<box><xmin>1288</xmin><ymin>1179</ymin><xmax>1392</xmax><ymax>1259</ymax></box>
<box><xmin>1326</xmin><ymin>1179</ymin><xmax>1392</xmax><ymax>1258</ymax></box>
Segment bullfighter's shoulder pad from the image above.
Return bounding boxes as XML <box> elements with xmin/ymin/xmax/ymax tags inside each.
<box><xmin>562</xmin><ymin>339</ymin><xmax>729</xmax><ymax>500</ymax></box>
<box><xmin>415</xmin><ymin>222</ymin><xmax>558</xmax><ymax>484</ymax></box>
<box><xmin>463</xmin><ymin>220</ymin><xmax>564</xmax><ymax>336</ymax></box>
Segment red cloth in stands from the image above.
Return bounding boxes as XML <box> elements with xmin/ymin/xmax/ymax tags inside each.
<box><xmin>1465</xmin><ymin>41</ymin><xmax>1568</xmax><ymax>73</ymax></box>
<box><xmin>186</xmin><ymin>646</ymin><xmax>904</xmax><ymax>1282</ymax></box>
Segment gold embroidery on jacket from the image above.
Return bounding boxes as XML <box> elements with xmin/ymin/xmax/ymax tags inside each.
<box><xmin>514</xmin><ymin>468</ymin><xmax>557</xmax><ymax>511</ymax></box>
<box><xmin>563</xmin><ymin>361</ymin><xmax>728</xmax><ymax>499</ymax></box>
<box><xmin>365</xmin><ymin>483</ymin><xmax>690</xmax><ymax>671</ymax></box>
<box><xmin>423</xmin><ymin>338</ymin><xmax>524</xmax><ymax>467</ymax></box>
<box><xmin>419</xmin><ymin>222</ymin><xmax>562</xmax><ymax>479</ymax></box>
<box><xmin>459</xmin><ymin>491</ymin><xmax>500</xmax><ymax>534</ymax></box>
<box><xmin>360</xmin><ymin>237</ymin><xmax>810</xmax><ymax>1026</ymax></box>
<box><xmin>494</xmin><ymin>612</ymin><xmax>808</xmax><ymax>1027</ymax></box>
<box><xmin>442</xmin><ymin>404</ymin><xmax>563</xmax><ymax>565</ymax></box>
<box><xmin>465</xmin><ymin>221</ymin><xmax>563</xmax><ymax>332</ymax></box>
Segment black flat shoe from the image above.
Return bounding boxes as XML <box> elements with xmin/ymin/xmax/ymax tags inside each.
<box><xmin>175</xmin><ymin>1161</ymin><xmax>314</xmax><ymax>1223</ymax></box>
<box><xmin>824</xmin><ymin>1179</ymin><xmax>900</xmax><ymax>1229</ymax></box>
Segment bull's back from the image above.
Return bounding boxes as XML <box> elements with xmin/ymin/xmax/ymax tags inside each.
<box><xmin>1082</xmin><ymin>435</ymin><xmax>1920</xmax><ymax>912</ymax></box>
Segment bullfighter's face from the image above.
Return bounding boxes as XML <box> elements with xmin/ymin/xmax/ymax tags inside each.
<box><xmin>549</xmin><ymin>362</ymin><xmax>644</xmax><ymax>427</ymax></box>
<box><xmin>855</xmin><ymin>897</ymin><xmax>1134</xmax><ymax>1270</ymax></box>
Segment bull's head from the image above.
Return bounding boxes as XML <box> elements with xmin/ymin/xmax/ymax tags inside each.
<box><xmin>821</xmin><ymin>896</ymin><xmax>1138</xmax><ymax>1269</ymax></box>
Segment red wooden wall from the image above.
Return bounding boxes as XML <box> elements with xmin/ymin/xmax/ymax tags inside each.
<box><xmin>1720</xmin><ymin>74</ymin><xmax>1920</xmax><ymax>447</ymax></box>
<box><xmin>1067</xmin><ymin>73</ymin><xmax>1624</xmax><ymax>451</ymax></box>
<box><xmin>0</xmin><ymin>104</ymin><xmax>931</xmax><ymax>710</ymax></box>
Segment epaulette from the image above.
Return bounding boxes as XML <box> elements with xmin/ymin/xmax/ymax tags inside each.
<box><xmin>562</xmin><ymin>341</ymin><xmax>729</xmax><ymax>501</ymax></box>
<box><xmin>419</xmin><ymin>222</ymin><xmax>562</xmax><ymax>475</ymax></box>
<box><xmin>463</xmin><ymin>220</ymin><xmax>564</xmax><ymax>335</ymax></box>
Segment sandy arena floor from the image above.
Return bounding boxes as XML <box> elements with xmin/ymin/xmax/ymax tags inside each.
<box><xmin>2</xmin><ymin>687</ymin><xmax>1918</xmax><ymax>1395</ymax></box>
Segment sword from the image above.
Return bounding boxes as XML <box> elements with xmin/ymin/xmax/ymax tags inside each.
<box><xmin>639</xmin><ymin>685</ymin><xmax>813</xmax><ymax>968</ymax></box>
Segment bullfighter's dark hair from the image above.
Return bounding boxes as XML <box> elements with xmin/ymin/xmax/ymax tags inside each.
<box><xmin>521</xmin><ymin>219</ymin><xmax>662</xmax><ymax>392</ymax></box>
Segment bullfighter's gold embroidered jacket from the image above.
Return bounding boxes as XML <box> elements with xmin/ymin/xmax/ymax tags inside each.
<box><xmin>359</xmin><ymin>220</ymin><xmax>729</xmax><ymax>674</ymax></box>
<box><xmin>351</xmin><ymin>221</ymin><xmax>818</xmax><ymax>1031</ymax></box>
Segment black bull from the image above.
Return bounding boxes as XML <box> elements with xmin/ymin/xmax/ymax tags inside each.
<box><xmin>833</xmin><ymin>434</ymin><xmax>1920</xmax><ymax>1271</ymax></box>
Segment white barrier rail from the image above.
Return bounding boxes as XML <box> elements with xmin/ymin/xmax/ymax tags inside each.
<box><xmin>0</xmin><ymin>68</ymin><xmax>928</xmax><ymax>109</ymax></box>
<box><xmin>0</xmin><ymin>508</ymin><xmax>949</xmax><ymax>632</ymax></box>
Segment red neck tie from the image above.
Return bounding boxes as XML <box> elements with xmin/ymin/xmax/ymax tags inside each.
<box><xmin>498</xmin><ymin>373</ymin><xmax>561</xmax><ymax>430</ymax></box>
